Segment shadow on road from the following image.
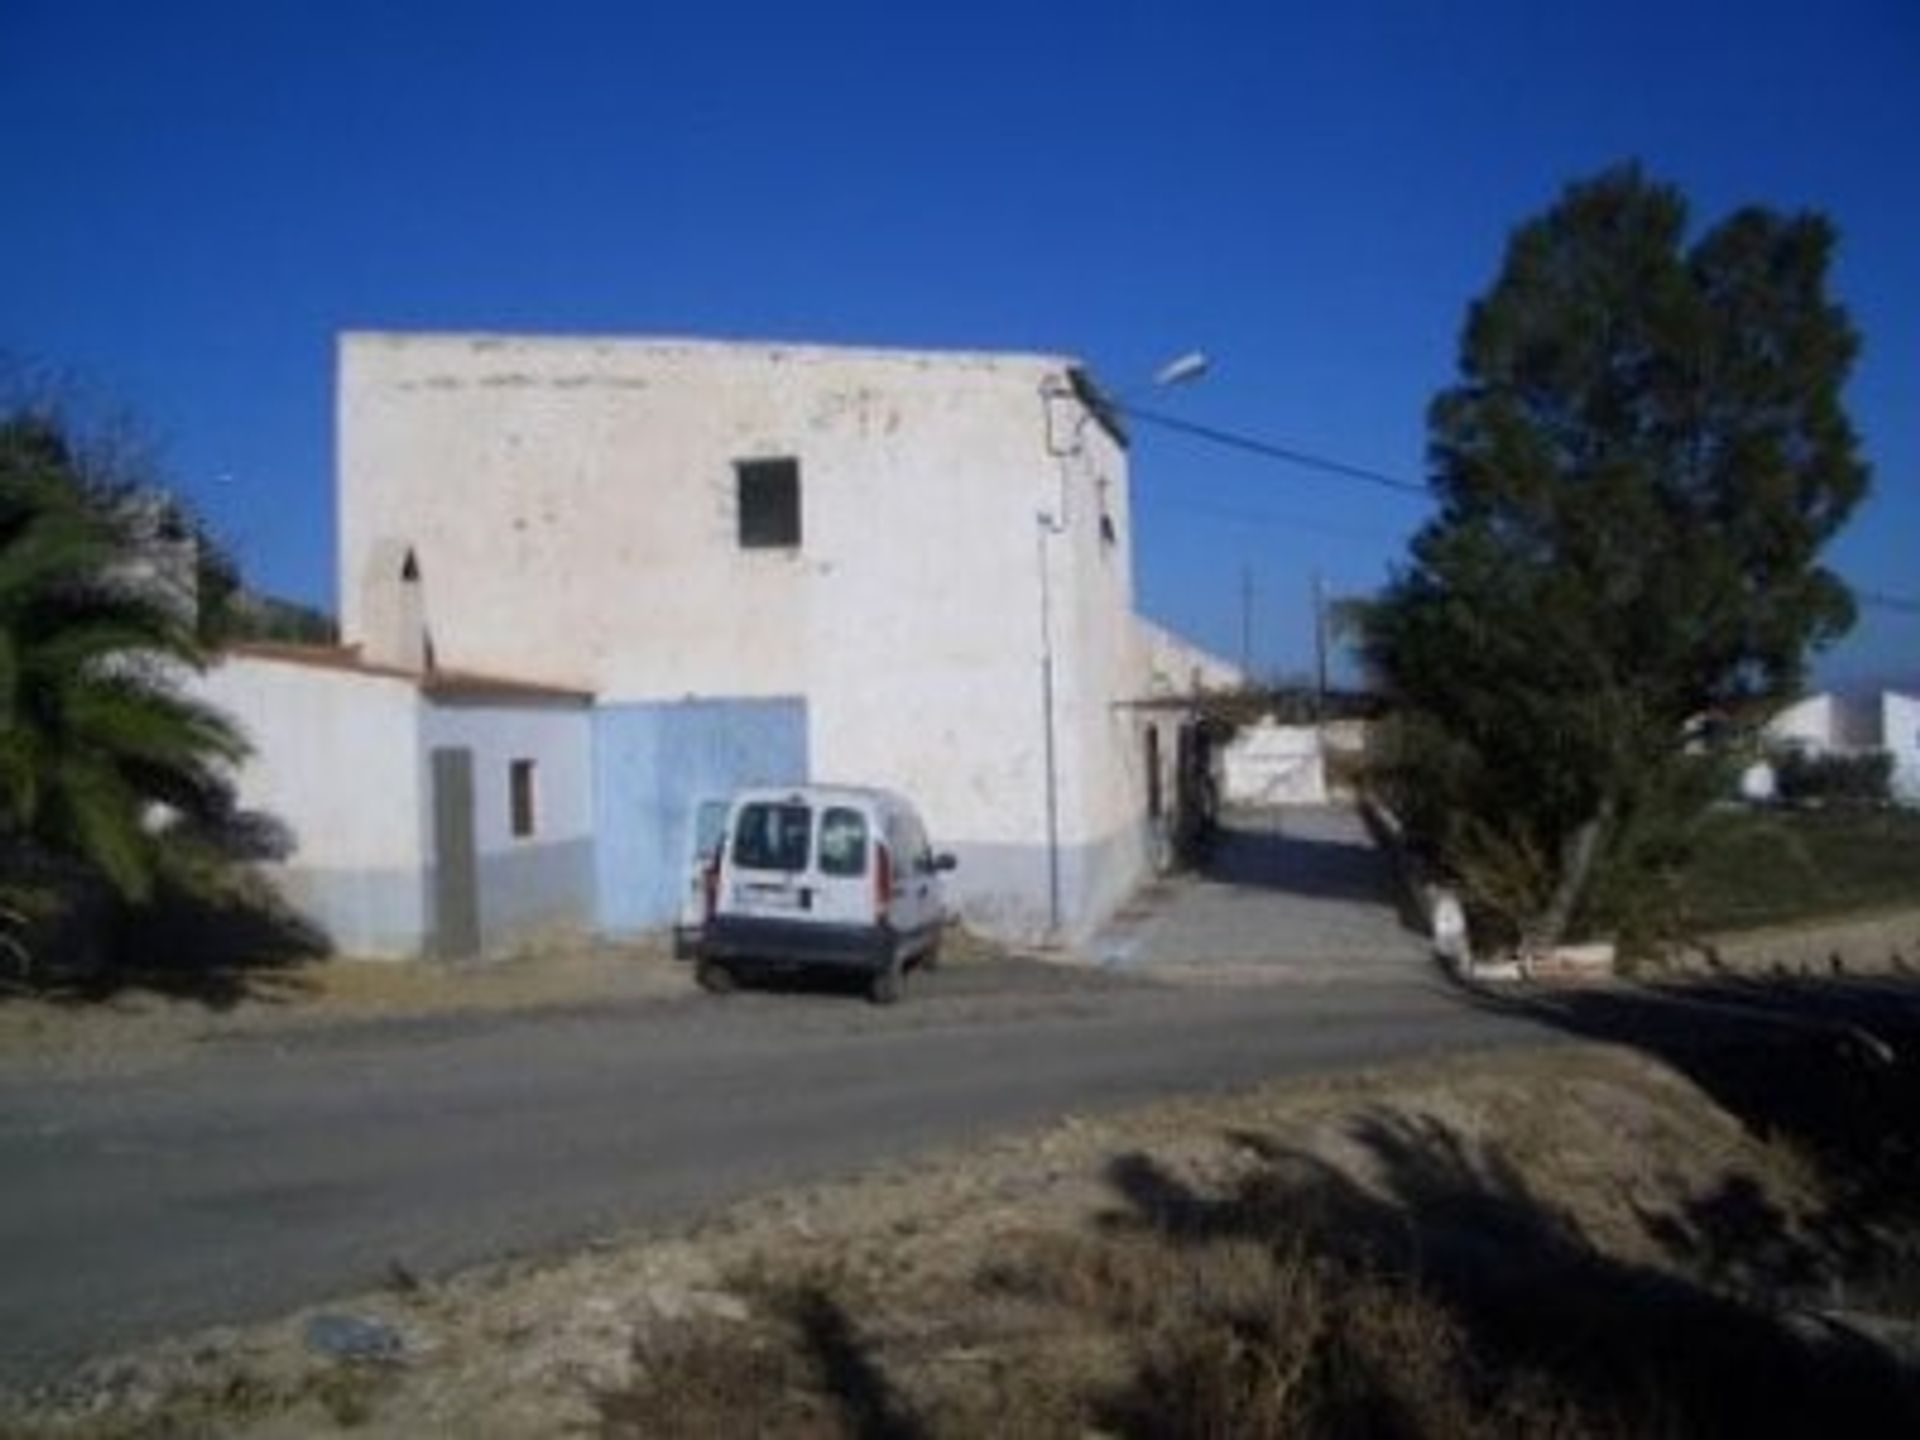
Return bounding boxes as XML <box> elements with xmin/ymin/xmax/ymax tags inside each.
<box><xmin>1203</xmin><ymin>827</ymin><xmax>1394</xmax><ymax>904</ymax></box>
<box><xmin>1196</xmin><ymin>809</ymin><xmax>1429</xmax><ymax>939</ymax></box>
<box><xmin>5</xmin><ymin>875</ymin><xmax>330</xmax><ymax>1013</ymax></box>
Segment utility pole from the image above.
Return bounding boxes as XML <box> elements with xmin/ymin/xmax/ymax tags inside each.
<box><xmin>1239</xmin><ymin>565</ymin><xmax>1254</xmax><ymax>680</ymax></box>
<box><xmin>1312</xmin><ymin>571</ymin><xmax>1328</xmax><ymax>723</ymax></box>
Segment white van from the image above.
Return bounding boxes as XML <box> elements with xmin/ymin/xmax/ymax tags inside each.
<box><xmin>695</xmin><ymin>785</ymin><xmax>955</xmax><ymax>1003</ymax></box>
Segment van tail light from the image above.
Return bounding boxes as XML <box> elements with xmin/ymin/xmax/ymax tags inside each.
<box><xmin>702</xmin><ymin>855</ymin><xmax>721</xmax><ymax>921</ymax></box>
<box><xmin>875</xmin><ymin>843</ymin><xmax>892</xmax><ymax>924</ymax></box>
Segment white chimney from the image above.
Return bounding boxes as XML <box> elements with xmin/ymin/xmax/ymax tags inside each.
<box><xmin>360</xmin><ymin>537</ymin><xmax>430</xmax><ymax>673</ymax></box>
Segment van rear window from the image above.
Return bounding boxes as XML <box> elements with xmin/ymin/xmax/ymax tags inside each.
<box><xmin>818</xmin><ymin>807</ymin><xmax>867</xmax><ymax>876</ymax></box>
<box><xmin>731</xmin><ymin>802</ymin><xmax>810</xmax><ymax>871</ymax></box>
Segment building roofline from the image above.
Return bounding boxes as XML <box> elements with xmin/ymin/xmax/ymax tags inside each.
<box><xmin>221</xmin><ymin>642</ymin><xmax>595</xmax><ymax>704</ymax></box>
<box><xmin>1134</xmin><ymin>614</ymin><xmax>1244</xmax><ymax>682</ymax></box>
<box><xmin>338</xmin><ymin>328</ymin><xmax>1082</xmax><ymax>375</ymax></box>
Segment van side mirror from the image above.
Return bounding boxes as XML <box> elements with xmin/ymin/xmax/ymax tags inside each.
<box><xmin>931</xmin><ymin>852</ymin><xmax>957</xmax><ymax>873</ymax></box>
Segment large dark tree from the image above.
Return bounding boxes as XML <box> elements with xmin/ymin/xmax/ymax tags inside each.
<box><xmin>1365</xmin><ymin>166</ymin><xmax>1868</xmax><ymax>951</ymax></box>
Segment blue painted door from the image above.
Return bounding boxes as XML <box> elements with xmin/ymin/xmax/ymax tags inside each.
<box><xmin>593</xmin><ymin>699</ymin><xmax>809</xmax><ymax>933</ymax></box>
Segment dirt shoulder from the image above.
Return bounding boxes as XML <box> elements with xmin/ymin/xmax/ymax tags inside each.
<box><xmin>0</xmin><ymin>927</ymin><xmax>1025</xmax><ymax>1079</ymax></box>
<box><xmin>0</xmin><ymin>941</ymin><xmax>695</xmax><ymax>1078</ymax></box>
<box><xmin>8</xmin><ymin>1031</ymin><xmax>1917</xmax><ymax>1437</ymax></box>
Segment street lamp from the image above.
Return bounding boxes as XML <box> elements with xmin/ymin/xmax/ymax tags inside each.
<box><xmin>1151</xmin><ymin>350</ymin><xmax>1210</xmax><ymax>388</ymax></box>
<box><xmin>1034</xmin><ymin>351</ymin><xmax>1210</xmax><ymax>943</ymax></box>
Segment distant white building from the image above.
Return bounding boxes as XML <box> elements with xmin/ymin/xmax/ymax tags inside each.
<box><xmin>205</xmin><ymin>332</ymin><xmax>1238</xmax><ymax>958</ymax></box>
<box><xmin>1220</xmin><ymin>717</ymin><xmax>1328</xmax><ymax>807</ymax></box>
<box><xmin>1882</xmin><ymin>693</ymin><xmax>1920</xmax><ymax>804</ymax></box>
<box><xmin>1744</xmin><ymin>689</ymin><xmax>1920</xmax><ymax>805</ymax></box>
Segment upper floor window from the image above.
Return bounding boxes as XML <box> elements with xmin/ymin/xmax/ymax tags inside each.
<box><xmin>736</xmin><ymin>458</ymin><xmax>801</xmax><ymax>549</ymax></box>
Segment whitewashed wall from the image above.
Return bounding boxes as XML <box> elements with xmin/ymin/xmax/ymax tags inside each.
<box><xmin>419</xmin><ymin>701</ymin><xmax>594</xmax><ymax>854</ymax></box>
<box><xmin>419</xmin><ymin>697</ymin><xmax>596</xmax><ymax>946</ymax></box>
<box><xmin>1136</xmin><ymin>616</ymin><xmax>1244</xmax><ymax>695</ymax></box>
<box><xmin>1221</xmin><ymin>719</ymin><xmax>1328</xmax><ymax>806</ymax></box>
<box><xmin>1765</xmin><ymin>694</ymin><xmax>1836</xmax><ymax>750</ymax></box>
<box><xmin>1886</xmin><ymin>693</ymin><xmax>1920</xmax><ymax>805</ymax></box>
<box><xmin>194</xmin><ymin>652</ymin><xmax>426</xmax><ymax>957</ymax></box>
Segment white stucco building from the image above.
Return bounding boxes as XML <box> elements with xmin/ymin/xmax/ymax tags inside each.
<box><xmin>320</xmin><ymin>331</ymin><xmax>1238</xmax><ymax>949</ymax></box>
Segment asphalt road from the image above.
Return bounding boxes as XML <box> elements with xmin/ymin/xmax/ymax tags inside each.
<box><xmin>0</xmin><ymin>959</ymin><xmax>1547</xmax><ymax>1383</ymax></box>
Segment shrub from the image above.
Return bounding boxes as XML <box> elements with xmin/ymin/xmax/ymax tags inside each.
<box><xmin>1774</xmin><ymin>749</ymin><xmax>1893</xmax><ymax>808</ymax></box>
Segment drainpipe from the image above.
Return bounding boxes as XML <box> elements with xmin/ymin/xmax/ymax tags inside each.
<box><xmin>1033</xmin><ymin>372</ymin><xmax>1087</xmax><ymax>942</ymax></box>
<box><xmin>1036</xmin><ymin>516</ymin><xmax>1062</xmax><ymax>941</ymax></box>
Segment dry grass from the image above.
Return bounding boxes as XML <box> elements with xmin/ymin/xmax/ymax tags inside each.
<box><xmin>1683</xmin><ymin>808</ymin><xmax>1920</xmax><ymax>934</ymax></box>
<box><xmin>592</xmin><ymin>1041</ymin><xmax>1920</xmax><ymax>1440</ymax></box>
<box><xmin>0</xmin><ymin>922</ymin><xmax>1018</xmax><ymax>1074</ymax></box>
<box><xmin>595</xmin><ymin>1220</ymin><xmax>1602</xmax><ymax>1440</ymax></box>
<box><xmin>0</xmin><ymin>939</ymin><xmax>691</xmax><ymax>1073</ymax></box>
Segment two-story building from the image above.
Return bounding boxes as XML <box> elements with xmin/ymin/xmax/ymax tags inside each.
<box><xmin>205</xmin><ymin>332</ymin><xmax>1240</xmax><ymax>958</ymax></box>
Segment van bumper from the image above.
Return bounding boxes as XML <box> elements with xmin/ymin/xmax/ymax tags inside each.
<box><xmin>698</xmin><ymin>916</ymin><xmax>912</xmax><ymax>972</ymax></box>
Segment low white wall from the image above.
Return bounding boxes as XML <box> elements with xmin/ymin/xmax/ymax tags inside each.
<box><xmin>194</xmin><ymin>653</ymin><xmax>427</xmax><ymax>956</ymax></box>
<box><xmin>1221</xmin><ymin>719</ymin><xmax>1327</xmax><ymax>806</ymax></box>
<box><xmin>1887</xmin><ymin>693</ymin><xmax>1920</xmax><ymax>805</ymax></box>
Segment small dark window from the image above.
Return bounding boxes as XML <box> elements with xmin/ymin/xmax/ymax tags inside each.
<box><xmin>818</xmin><ymin>807</ymin><xmax>868</xmax><ymax>876</ymax></box>
<box><xmin>1144</xmin><ymin>726</ymin><xmax>1163</xmax><ymax>821</ymax></box>
<box><xmin>737</xmin><ymin>458</ymin><xmax>801</xmax><ymax>548</ymax></box>
<box><xmin>509</xmin><ymin>759</ymin><xmax>537</xmax><ymax>838</ymax></box>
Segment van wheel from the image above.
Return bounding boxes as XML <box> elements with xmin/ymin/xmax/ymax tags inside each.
<box><xmin>867</xmin><ymin>961</ymin><xmax>903</xmax><ymax>1006</ymax></box>
<box><xmin>918</xmin><ymin>935</ymin><xmax>941</xmax><ymax>972</ymax></box>
<box><xmin>696</xmin><ymin>960</ymin><xmax>736</xmax><ymax>995</ymax></box>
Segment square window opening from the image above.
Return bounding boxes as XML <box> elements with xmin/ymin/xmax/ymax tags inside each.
<box><xmin>737</xmin><ymin>458</ymin><xmax>801</xmax><ymax>549</ymax></box>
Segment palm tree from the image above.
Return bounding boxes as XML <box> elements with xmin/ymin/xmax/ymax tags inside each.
<box><xmin>0</xmin><ymin>417</ymin><xmax>247</xmax><ymax>970</ymax></box>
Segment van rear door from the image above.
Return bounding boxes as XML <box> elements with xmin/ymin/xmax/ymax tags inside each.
<box><xmin>678</xmin><ymin>797</ymin><xmax>730</xmax><ymax>932</ymax></box>
<box><xmin>724</xmin><ymin>798</ymin><xmax>814</xmax><ymax>918</ymax></box>
<box><xmin>811</xmin><ymin>802</ymin><xmax>876</xmax><ymax>926</ymax></box>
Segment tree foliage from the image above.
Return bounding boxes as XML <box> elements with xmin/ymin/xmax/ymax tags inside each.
<box><xmin>1364</xmin><ymin>166</ymin><xmax>1868</xmax><ymax>951</ymax></box>
<box><xmin>0</xmin><ymin>413</ymin><xmax>251</xmax><ymax>969</ymax></box>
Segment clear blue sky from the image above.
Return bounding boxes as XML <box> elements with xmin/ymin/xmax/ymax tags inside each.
<box><xmin>3</xmin><ymin>0</ymin><xmax>1915</xmax><ymax>684</ymax></box>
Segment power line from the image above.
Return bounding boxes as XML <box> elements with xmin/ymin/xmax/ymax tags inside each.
<box><xmin>1114</xmin><ymin>400</ymin><xmax>1915</xmax><ymax>616</ymax></box>
<box><xmin>1133</xmin><ymin>491</ymin><xmax>1413</xmax><ymax>542</ymax></box>
<box><xmin>1859</xmin><ymin>590</ymin><xmax>1920</xmax><ymax>616</ymax></box>
<box><xmin>1115</xmin><ymin>401</ymin><xmax>1430</xmax><ymax>497</ymax></box>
